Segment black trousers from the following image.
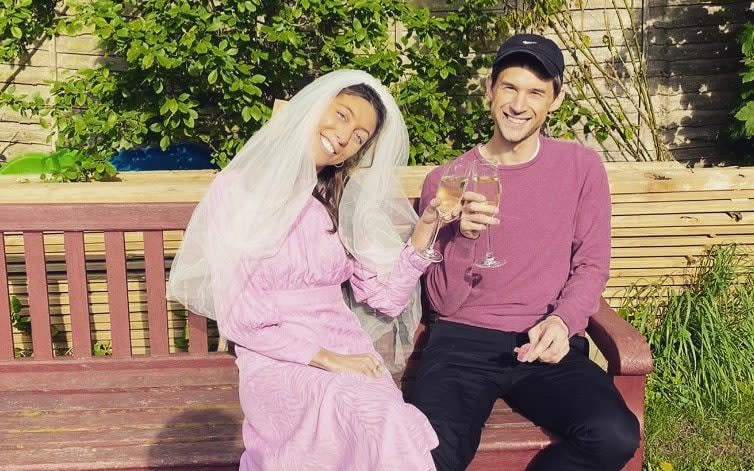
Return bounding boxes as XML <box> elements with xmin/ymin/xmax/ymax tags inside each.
<box><xmin>409</xmin><ymin>320</ymin><xmax>640</xmax><ymax>471</ymax></box>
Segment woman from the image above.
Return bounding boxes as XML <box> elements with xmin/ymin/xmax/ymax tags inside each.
<box><xmin>168</xmin><ymin>70</ymin><xmax>439</xmax><ymax>470</ymax></box>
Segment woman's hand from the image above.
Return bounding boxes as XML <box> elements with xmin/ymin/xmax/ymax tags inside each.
<box><xmin>410</xmin><ymin>197</ymin><xmax>459</xmax><ymax>251</ymax></box>
<box><xmin>310</xmin><ymin>348</ymin><xmax>385</xmax><ymax>378</ymax></box>
<box><xmin>459</xmin><ymin>191</ymin><xmax>499</xmax><ymax>240</ymax></box>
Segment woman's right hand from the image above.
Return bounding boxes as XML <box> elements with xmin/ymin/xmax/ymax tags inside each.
<box><xmin>309</xmin><ymin>348</ymin><xmax>384</xmax><ymax>378</ymax></box>
<box><xmin>410</xmin><ymin>197</ymin><xmax>456</xmax><ymax>251</ymax></box>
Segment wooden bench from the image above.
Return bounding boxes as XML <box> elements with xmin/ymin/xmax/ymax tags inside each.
<box><xmin>10</xmin><ymin>161</ymin><xmax>753</xmax><ymax>470</ymax></box>
<box><xmin>0</xmin><ymin>202</ymin><xmax>243</xmax><ymax>470</ymax></box>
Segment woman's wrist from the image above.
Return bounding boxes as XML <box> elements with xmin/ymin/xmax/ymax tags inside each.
<box><xmin>410</xmin><ymin>219</ymin><xmax>435</xmax><ymax>251</ymax></box>
<box><xmin>309</xmin><ymin>348</ymin><xmax>331</xmax><ymax>370</ymax></box>
<box><xmin>309</xmin><ymin>348</ymin><xmax>335</xmax><ymax>370</ymax></box>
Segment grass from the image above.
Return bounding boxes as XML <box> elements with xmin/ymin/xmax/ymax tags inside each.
<box><xmin>618</xmin><ymin>245</ymin><xmax>754</xmax><ymax>470</ymax></box>
<box><xmin>644</xmin><ymin>389</ymin><xmax>754</xmax><ymax>471</ymax></box>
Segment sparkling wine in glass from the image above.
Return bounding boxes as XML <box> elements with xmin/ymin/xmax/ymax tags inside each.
<box><xmin>436</xmin><ymin>175</ymin><xmax>466</xmax><ymax>217</ymax></box>
<box><xmin>418</xmin><ymin>161</ymin><xmax>469</xmax><ymax>263</ymax></box>
<box><xmin>472</xmin><ymin>160</ymin><xmax>505</xmax><ymax>268</ymax></box>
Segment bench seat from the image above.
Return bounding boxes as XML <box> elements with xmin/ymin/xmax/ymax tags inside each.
<box><xmin>1</xmin><ymin>356</ymin><xmax>242</xmax><ymax>470</ymax></box>
<box><xmin>1</xmin><ymin>296</ymin><xmax>648</xmax><ymax>470</ymax></box>
<box><xmin>0</xmin><ymin>355</ymin><xmax>556</xmax><ymax>471</ymax></box>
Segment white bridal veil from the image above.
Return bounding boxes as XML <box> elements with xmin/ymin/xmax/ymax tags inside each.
<box><xmin>167</xmin><ymin>69</ymin><xmax>421</xmax><ymax>369</ymax></box>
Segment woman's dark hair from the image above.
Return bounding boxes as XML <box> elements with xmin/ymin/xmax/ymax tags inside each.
<box><xmin>313</xmin><ymin>83</ymin><xmax>387</xmax><ymax>233</ymax></box>
<box><xmin>491</xmin><ymin>52</ymin><xmax>563</xmax><ymax>96</ymax></box>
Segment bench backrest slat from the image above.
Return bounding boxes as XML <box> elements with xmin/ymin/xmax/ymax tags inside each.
<box><xmin>0</xmin><ymin>235</ymin><xmax>13</xmax><ymax>360</ymax></box>
<box><xmin>24</xmin><ymin>232</ymin><xmax>53</xmax><ymax>360</ymax></box>
<box><xmin>104</xmin><ymin>231</ymin><xmax>132</xmax><ymax>358</ymax></box>
<box><xmin>0</xmin><ymin>202</ymin><xmax>218</xmax><ymax>361</ymax></box>
<box><xmin>0</xmin><ymin>203</ymin><xmax>195</xmax><ymax>231</ymax></box>
<box><xmin>64</xmin><ymin>231</ymin><xmax>92</xmax><ymax>359</ymax></box>
<box><xmin>188</xmin><ymin>312</ymin><xmax>209</xmax><ymax>354</ymax></box>
<box><xmin>144</xmin><ymin>230</ymin><xmax>169</xmax><ymax>356</ymax></box>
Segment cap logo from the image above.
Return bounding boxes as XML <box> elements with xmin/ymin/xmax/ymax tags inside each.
<box><xmin>522</xmin><ymin>40</ymin><xmax>537</xmax><ymax>45</ymax></box>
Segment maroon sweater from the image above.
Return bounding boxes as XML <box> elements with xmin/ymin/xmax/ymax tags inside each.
<box><xmin>420</xmin><ymin>137</ymin><xmax>611</xmax><ymax>335</ymax></box>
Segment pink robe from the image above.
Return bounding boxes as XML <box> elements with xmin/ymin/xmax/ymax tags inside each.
<box><xmin>217</xmin><ymin>196</ymin><xmax>438</xmax><ymax>470</ymax></box>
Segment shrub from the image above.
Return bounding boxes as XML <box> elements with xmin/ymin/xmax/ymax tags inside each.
<box><xmin>620</xmin><ymin>245</ymin><xmax>754</xmax><ymax>413</ymax></box>
<box><xmin>1</xmin><ymin>0</ymin><xmax>632</xmax><ymax>177</ymax></box>
<box><xmin>730</xmin><ymin>21</ymin><xmax>754</xmax><ymax>140</ymax></box>
<box><xmin>14</xmin><ymin>0</ymin><xmax>513</xmax><ymax>168</ymax></box>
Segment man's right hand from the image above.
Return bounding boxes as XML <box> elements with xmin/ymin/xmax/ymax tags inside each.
<box><xmin>309</xmin><ymin>348</ymin><xmax>384</xmax><ymax>378</ymax></box>
<box><xmin>459</xmin><ymin>190</ymin><xmax>500</xmax><ymax>239</ymax></box>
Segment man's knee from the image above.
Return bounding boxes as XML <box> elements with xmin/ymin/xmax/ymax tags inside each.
<box><xmin>578</xmin><ymin>408</ymin><xmax>640</xmax><ymax>468</ymax></box>
<box><xmin>606</xmin><ymin>409</ymin><xmax>641</xmax><ymax>464</ymax></box>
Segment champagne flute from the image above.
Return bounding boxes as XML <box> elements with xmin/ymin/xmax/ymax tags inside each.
<box><xmin>418</xmin><ymin>160</ymin><xmax>469</xmax><ymax>263</ymax></box>
<box><xmin>472</xmin><ymin>159</ymin><xmax>505</xmax><ymax>268</ymax></box>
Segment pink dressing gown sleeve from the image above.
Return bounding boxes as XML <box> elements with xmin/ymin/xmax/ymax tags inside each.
<box><xmin>349</xmin><ymin>244</ymin><xmax>431</xmax><ymax>317</ymax></box>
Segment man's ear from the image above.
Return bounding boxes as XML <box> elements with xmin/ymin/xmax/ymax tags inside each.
<box><xmin>549</xmin><ymin>89</ymin><xmax>565</xmax><ymax>112</ymax></box>
<box><xmin>485</xmin><ymin>76</ymin><xmax>493</xmax><ymax>102</ymax></box>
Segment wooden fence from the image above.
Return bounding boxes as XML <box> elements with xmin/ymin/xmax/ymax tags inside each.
<box><xmin>1</xmin><ymin>162</ymin><xmax>752</xmax><ymax>356</ymax></box>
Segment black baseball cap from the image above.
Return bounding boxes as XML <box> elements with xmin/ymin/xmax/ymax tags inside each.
<box><xmin>492</xmin><ymin>33</ymin><xmax>565</xmax><ymax>81</ymax></box>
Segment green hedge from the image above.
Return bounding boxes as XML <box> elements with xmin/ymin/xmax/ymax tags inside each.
<box><xmin>3</xmin><ymin>0</ymin><xmax>619</xmax><ymax>179</ymax></box>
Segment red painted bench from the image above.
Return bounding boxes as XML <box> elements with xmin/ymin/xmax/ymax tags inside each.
<box><xmin>0</xmin><ymin>199</ymin><xmax>651</xmax><ymax>470</ymax></box>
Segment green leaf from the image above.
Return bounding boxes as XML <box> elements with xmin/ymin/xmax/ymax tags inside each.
<box><xmin>159</xmin><ymin>135</ymin><xmax>170</xmax><ymax>149</ymax></box>
<box><xmin>141</xmin><ymin>53</ymin><xmax>154</xmax><ymax>69</ymax></box>
<box><xmin>734</xmin><ymin>102</ymin><xmax>754</xmax><ymax>123</ymax></box>
<box><xmin>250</xmin><ymin>106</ymin><xmax>262</xmax><ymax>121</ymax></box>
<box><xmin>207</xmin><ymin>69</ymin><xmax>218</xmax><ymax>84</ymax></box>
<box><xmin>10</xmin><ymin>296</ymin><xmax>22</xmax><ymax>314</ymax></box>
<box><xmin>241</xmin><ymin>106</ymin><xmax>252</xmax><ymax>122</ymax></box>
<box><xmin>11</xmin><ymin>26</ymin><xmax>22</xmax><ymax>39</ymax></box>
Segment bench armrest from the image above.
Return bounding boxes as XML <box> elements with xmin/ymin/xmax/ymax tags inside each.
<box><xmin>586</xmin><ymin>298</ymin><xmax>653</xmax><ymax>377</ymax></box>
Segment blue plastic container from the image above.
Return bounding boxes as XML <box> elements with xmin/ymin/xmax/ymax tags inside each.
<box><xmin>110</xmin><ymin>143</ymin><xmax>217</xmax><ymax>171</ymax></box>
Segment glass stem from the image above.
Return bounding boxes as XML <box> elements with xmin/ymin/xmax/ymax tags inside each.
<box><xmin>485</xmin><ymin>226</ymin><xmax>494</xmax><ymax>260</ymax></box>
<box><xmin>424</xmin><ymin>209</ymin><xmax>442</xmax><ymax>255</ymax></box>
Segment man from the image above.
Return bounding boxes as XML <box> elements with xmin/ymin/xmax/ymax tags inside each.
<box><xmin>410</xmin><ymin>33</ymin><xmax>640</xmax><ymax>471</ymax></box>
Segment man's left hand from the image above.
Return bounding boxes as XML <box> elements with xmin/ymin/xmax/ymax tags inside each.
<box><xmin>522</xmin><ymin>316</ymin><xmax>570</xmax><ymax>363</ymax></box>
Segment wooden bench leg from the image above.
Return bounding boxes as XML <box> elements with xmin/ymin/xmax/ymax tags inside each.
<box><xmin>614</xmin><ymin>375</ymin><xmax>647</xmax><ymax>471</ymax></box>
